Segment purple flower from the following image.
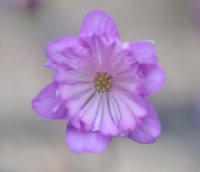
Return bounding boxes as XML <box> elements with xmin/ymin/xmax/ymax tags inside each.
<box><xmin>32</xmin><ymin>10</ymin><xmax>166</xmax><ymax>153</ymax></box>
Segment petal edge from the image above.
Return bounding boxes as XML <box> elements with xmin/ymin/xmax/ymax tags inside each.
<box><xmin>66</xmin><ymin>124</ymin><xmax>112</xmax><ymax>153</ymax></box>
<box><xmin>80</xmin><ymin>10</ymin><xmax>120</xmax><ymax>40</ymax></box>
<box><xmin>32</xmin><ymin>82</ymin><xmax>67</xmax><ymax>120</ymax></box>
<box><xmin>128</xmin><ymin>101</ymin><xmax>161</xmax><ymax>143</ymax></box>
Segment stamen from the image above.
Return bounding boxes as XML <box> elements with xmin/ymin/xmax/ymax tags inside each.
<box><xmin>93</xmin><ymin>72</ymin><xmax>112</xmax><ymax>93</ymax></box>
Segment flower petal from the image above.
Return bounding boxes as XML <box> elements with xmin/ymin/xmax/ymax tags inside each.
<box><xmin>66</xmin><ymin>124</ymin><xmax>112</xmax><ymax>153</ymax></box>
<box><xmin>130</xmin><ymin>41</ymin><xmax>157</xmax><ymax>65</ymax></box>
<box><xmin>55</xmin><ymin>66</ymin><xmax>93</xmax><ymax>85</ymax></box>
<box><xmin>32</xmin><ymin>82</ymin><xmax>67</xmax><ymax>120</ymax></box>
<box><xmin>109</xmin><ymin>88</ymin><xmax>147</xmax><ymax>134</ymax></box>
<box><xmin>58</xmin><ymin>83</ymin><xmax>92</xmax><ymax>100</ymax></box>
<box><xmin>64</xmin><ymin>89</ymin><xmax>96</xmax><ymax>118</ymax></box>
<box><xmin>99</xmin><ymin>94</ymin><xmax>119</xmax><ymax>136</ymax></box>
<box><xmin>137</xmin><ymin>64</ymin><xmax>166</xmax><ymax>96</ymax></box>
<box><xmin>110</xmin><ymin>44</ymin><xmax>132</xmax><ymax>76</ymax></box>
<box><xmin>128</xmin><ymin>101</ymin><xmax>161</xmax><ymax>143</ymax></box>
<box><xmin>69</xmin><ymin>93</ymin><xmax>102</xmax><ymax>131</ymax></box>
<box><xmin>45</xmin><ymin>36</ymin><xmax>79</xmax><ymax>69</ymax></box>
<box><xmin>80</xmin><ymin>10</ymin><xmax>120</xmax><ymax>40</ymax></box>
<box><xmin>67</xmin><ymin>93</ymin><xmax>119</xmax><ymax>136</ymax></box>
<box><xmin>113</xmin><ymin>69</ymin><xmax>138</xmax><ymax>95</ymax></box>
<box><xmin>80</xmin><ymin>35</ymin><xmax>118</xmax><ymax>73</ymax></box>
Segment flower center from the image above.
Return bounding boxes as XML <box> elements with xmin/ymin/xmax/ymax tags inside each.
<box><xmin>93</xmin><ymin>72</ymin><xmax>112</xmax><ymax>93</ymax></box>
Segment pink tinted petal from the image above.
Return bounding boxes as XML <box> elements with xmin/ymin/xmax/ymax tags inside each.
<box><xmin>118</xmin><ymin>90</ymin><xmax>147</xmax><ymax>117</ymax></box>
<box><xmin>32</xmin><ymin>82</ymin><xmax>67</xmax><ymax>120</ymax></box>
<box><xmin>65</xmin><ymin>90</ymin><xmax>96</xmax><ymax>118</ymax></box>
<box><xmin>130</xmin><ymin>41</ymin><xmax>157</xmax><ymax>65</ymax></box>
<box><xmin>69</xmin><ymin>93</ymin><xmax>119</xmax><ymax>136</ymax></box>
<box><xmin>99</xmin><ymin>94</ymin><xmax>119</xmax><ymax>136</ymax></box>
<box><xmin>128</xmin><ymin>101</ymin><xmax>161</xmax><ymax>143</ymax></box>
<box><xmin>45</xmin><ymin>36</ymin><xmax>79</xmax><ymax>68</ymax></box>
<box><xmin>55</xmin><ymin>66</ymin><xmax>93</xmax><ymax>84</ymax></box>
<box><xmin>113</xmin><ymin>69</ymin><xmax>138</xmax><ymax>95</ymax></box>
<box><xmin>107</xmin><ymin>94</ymin><xmax>121</xmax><ymax>126</ymax></box>
<box><xmin>138</xmin><ymin>64</ymin><xmax>166</xmax><ymax>96</ymax></box>
<box><xmin>77</xmin><ymin>35</ymin><xmax>104</xmax><ymax>71</ymax></box>
<box><xmin>70</xmin><ymin>94</ymin><xmax>102</xmax><ymax>131</ymax></box>
<box><xmin>66</xmin><ymin>124</ymin><xmax>111</xmax><ymax>153</ymax></box>
<box><xmin>110</xmin><ymin>45</ymin><xmax>132</xmax><ymax>76</ymax></box>
<box><xmin>58</xmin><ymin>83</ymin><xmax>92</xmax><ymax>101</ymax></box>
<box><xmin>91</xmin><ymin>94</ymin><xmax>104</xmax><ymax>131</ymax></box>
<box><xmin>110</xmin><ymin>89</ymin><xmax>137</xmax><ymax>132</ymax></box>
<box><xmin>80</xmin><ymin>10</ymin><xmax>120</xmax><ymax>40</ymax></box>
<box><xmin>82</xmin><ymin>35</ymin><xmax>117</xmax><ymax>73</ymax></box>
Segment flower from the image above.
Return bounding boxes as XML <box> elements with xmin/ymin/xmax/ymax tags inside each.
<box><xmin>32</xmin><ymin>10</ymin><xmax>166</xmax><ymax>153</ymax></box>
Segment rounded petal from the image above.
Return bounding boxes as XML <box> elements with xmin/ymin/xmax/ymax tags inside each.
<box><xmin>138</xmin><ymin>64</ymin><xmax>166</xmax><ymax>96</ymax></box>
<box><xmin>128</xmin><ymin>101</ymin><xmax>161</xmax><ymax>143</ymax></box>
<box><xmin>130</xmin><ymin>41</ymin><xmax>157</xmax><ymax>65</ymax></box>
<box><xmin>45</xmin><ymin>36</ymin><xmax>79</xmax><ymax>69</ymax></box>
<box><xmin>32</xmin><ymin>82</ymin><xmax>67</xmax><ymax>120</ymax></box>
<box><xmin>66</xmin><ymin>124</ymin><xmax>112</xmax><ymax>153</ymax></box>
<box><xmin>80</xmin><ymin>10</ymin><xmax>120</xmax><ymax>40</ymax></box>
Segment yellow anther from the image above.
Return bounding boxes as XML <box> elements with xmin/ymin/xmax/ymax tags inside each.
<box><xmin>93</xmin><ymin>72</ymin><xmax>112</xmax><ymax>93</ymax></box>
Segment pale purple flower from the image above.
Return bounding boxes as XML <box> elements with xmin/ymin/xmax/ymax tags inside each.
<box><xmin>32</xmin><ymin>10</ymin><xmax>166</xmax><ymax>153</ymax></box>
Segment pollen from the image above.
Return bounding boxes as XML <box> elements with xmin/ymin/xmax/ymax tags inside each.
<box><xmin>93</xmin><ymin>72</ymin><xmax>112</xmax><ymax>93</ymax></box>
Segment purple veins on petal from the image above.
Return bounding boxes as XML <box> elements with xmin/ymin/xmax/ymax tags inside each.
<box><xmin>99</xmin><ymin>93</ymin><xmax>119</xmax><ymax>136</ymax></box>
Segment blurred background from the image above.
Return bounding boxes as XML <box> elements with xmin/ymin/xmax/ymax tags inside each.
<box><xmin>1</xmin><ymin>0</ymin><xmax>200</xmax><ymax>171</ymax></box>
